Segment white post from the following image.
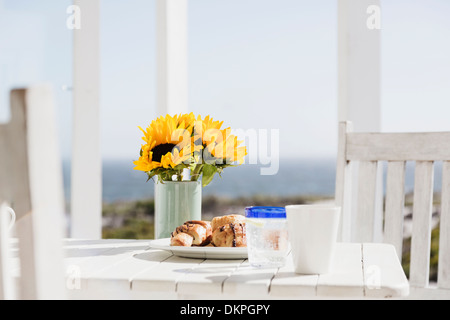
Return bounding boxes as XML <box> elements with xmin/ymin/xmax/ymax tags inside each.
<box><xmin>71</xmin><ymin>0</ymin><xmax>102</xmax><ymax>239</ymax></box>
<box><xmin>338</xmin><ymin>0</ymin><xmax>382</xmax><ymax>242</ymax></box>
<box><xmin>156</xmin><ymin>0</ymin><xmax>188</xmax><ymax>116</ymax></box>
<box><xmin>338</xmin><ymin>0</ymin><xmax>381</xmax><ymax>131</ymax></box>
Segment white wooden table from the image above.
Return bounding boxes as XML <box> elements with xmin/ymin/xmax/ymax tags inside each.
<box><xmin>59</xmin><ymin>239</ymin><xmax>409</xmax><ymax>300</ymax></box>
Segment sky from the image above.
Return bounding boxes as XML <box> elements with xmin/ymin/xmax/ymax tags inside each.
<box><xmin>1</xmin><ymin>0</ymin><xmax>450</xmax><ymax>162</ymax></box>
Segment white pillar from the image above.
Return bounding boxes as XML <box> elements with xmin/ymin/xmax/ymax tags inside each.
<box><xmin>71</xmin><ymin>0</ymin><xmax>102</xmax><ymax>239</ymax></box>
<box><xmin>156</xmin><ymin>0</ymin><xmax>188</xmax><ymax>116</ymax></box>
<box><xmin>338</xmin><ymin>0</ymin><xmax>381</xmax><ymax>132</ymax></box>
<box><xmin>338</xmin><ymin>0</ymin><xmax>382</xmax><ymax>242</ymax></box>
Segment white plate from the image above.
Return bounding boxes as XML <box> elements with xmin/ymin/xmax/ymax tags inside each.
<box><xmin>149</xmin><ymin>238</ymin><xmax>248</xmax><ymax>260</ymax></box>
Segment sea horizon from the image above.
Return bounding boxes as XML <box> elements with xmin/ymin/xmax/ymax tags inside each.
<box><xmin>62</xmin><ymin>157</ymin><xmax>444</xmax><ymax>204</ymax></box>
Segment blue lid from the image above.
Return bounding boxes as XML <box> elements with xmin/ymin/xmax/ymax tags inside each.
<box><xmin>245</xmin><ymin>206</ymin><xmax>286</xmax><ymax>219</ymax></box>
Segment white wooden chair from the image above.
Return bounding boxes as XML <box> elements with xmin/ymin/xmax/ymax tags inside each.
<box><xmin>0</xmin><ymin>85</ymin><xmax>66</xmax><ymax>299</ymax></box>
<box><xmin>335</xmin><ymin>121</ymin><xmax>450</xmax><ymax>299</ymax></box>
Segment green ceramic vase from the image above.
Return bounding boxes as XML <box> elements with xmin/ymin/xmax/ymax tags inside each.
<box><xmin>154</xmin><ymin>180</ymin><xmax>202</xmax><ymax>239</ymax></box>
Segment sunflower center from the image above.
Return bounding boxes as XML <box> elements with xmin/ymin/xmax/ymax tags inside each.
<box><xmin>151</xmin><ymin>143</ymin><xmax>176</xmax><ymax>162</ymax></box>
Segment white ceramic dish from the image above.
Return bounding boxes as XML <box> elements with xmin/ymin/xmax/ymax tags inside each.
<box><xmin>149</xmin><ymin>238</ymin><xmax>248</xmax><ymax>260</ymax></box>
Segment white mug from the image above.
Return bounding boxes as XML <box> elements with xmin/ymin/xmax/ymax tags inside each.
<box><xmin>286</xmin><ymin>205</ymin><xmax>340</xmax><ymax>274</ymax></box>
<box><xmin>1</xmin><ymin>203</ymin><xmax>16</xmax><ymax>231</ymax></box>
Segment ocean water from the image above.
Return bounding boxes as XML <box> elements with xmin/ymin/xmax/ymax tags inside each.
<box><xmin>63</xmin><ymin>158</ymin><xmax>337</xmax><ymax>203</ymax></box>
<box><xmin>62</xmin><ymin>158</ymin><xmax>443</xmax><ymax>204</ymax></box>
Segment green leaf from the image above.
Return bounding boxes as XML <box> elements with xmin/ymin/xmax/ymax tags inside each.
<box><xmin>146</xmin><ymin>171</ymin><xmax>157</xmax><ymax>182</ymax></box>
<box><xmin>201</xmin><ymin>164</ymin><xmax>217</xmax><ymax>187</ymax></box>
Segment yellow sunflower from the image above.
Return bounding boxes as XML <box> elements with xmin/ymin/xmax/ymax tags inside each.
<box><xmin>134</xmin><ymin>113</ymin><xmax>247</xmax><ymax>186</ymax></box>
<box><xmin>188</xmin><ymin>115</ymin><xmax>247</xmax><ymax>186</ymax></box>
<box><xmin>204</xmin><ymin>127</ymin><xmax>247</xmax><ymax>165</ymax></box>
<box><xmin>192</xmin><ymin>115</ymin><xmax>223</xmax><ymax>163</ymax></box>
<box><xmin>192</xmin><ymin>115</ymin><xmax>246</xmax><ymax>165</ymax></box>
<box><xmin>133</xmin><ymin>113</ymin><xmax>195</xmax><ymax>173</ymax></box>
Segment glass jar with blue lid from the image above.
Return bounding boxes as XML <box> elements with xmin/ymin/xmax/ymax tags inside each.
<box><xmin>245</xmin><ymin>206</ymin><xmax>289</xmax><ymax>268</ymax></box>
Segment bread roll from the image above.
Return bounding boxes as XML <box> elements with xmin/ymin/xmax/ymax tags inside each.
<box><xmin>211</xmin><ymin>222</ymin><xmax>246</xmax><ymax>247</ymax></box>
<box><xmin>211</xmin><ymin>214</ymin><xmax>245</xmax><ymax>232</ymax></box>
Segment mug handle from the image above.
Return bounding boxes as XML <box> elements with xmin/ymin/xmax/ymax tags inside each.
<box><xmin>6</xmin><ymin>207</ymin><xmax>16</xmax><ymax>231</ymax></box>
<box><xmin>2</xmin><ymin>206</ymin><xmax>16</xmax><ymax>231</ymax></box>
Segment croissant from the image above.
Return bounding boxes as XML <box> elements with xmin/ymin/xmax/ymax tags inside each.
<box><xmin>211</xmin><ymin>222</ymin><xmax>246</xmax><ymax>247</ymax></box>
<box><xmin>170</xmin><ymin>220</ymin><xmax>212</xmax><ymax>246</ymax></box>
<box><xmin>170</xmin><ymin>232</ymin><xmax>193</xmax><ymax>247</ymax></box>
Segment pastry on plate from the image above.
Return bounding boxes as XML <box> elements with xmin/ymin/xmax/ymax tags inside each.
<box><xmin>210</xmin><ymin>214</ymin><xmax>247</xmax><ymax>247</ymax></box>
<box><xmin>170</xmin><ymin>232</ymin><xmax>194</xmax><ymax>247</ymax></box>
<box><xmin>211</xmin><ymin>222</ymin><xmax>246</xmax><ymax>247</ymax></box>
<box><xmin>170</xmin><ymin>215</ymin><xmax>247</xmax><ymax>248</ymax></box>
<box><xmin>211</xmin><ymin>214</ymin><xmax>246</xmax><ymax>232</ymax></box>
<box><xmin>170</xmin><ymin>220</ymin><xmax>212</xmax><ymax>246</ymax></box>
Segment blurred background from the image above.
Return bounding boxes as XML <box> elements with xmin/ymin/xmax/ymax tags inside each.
<box><xmin>1</xmin><ymin>0</ymin><xmax>450</xmax><ymax>264</ymax></box>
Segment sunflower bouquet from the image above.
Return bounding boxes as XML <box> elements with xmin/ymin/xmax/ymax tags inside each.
<box><xmin>133</xmin><ymin>114</ymin><xmax>247</xmax><ymax>187</ymax></box>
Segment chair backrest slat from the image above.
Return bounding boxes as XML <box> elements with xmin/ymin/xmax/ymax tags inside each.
<box><xmin>0</xmin><ymin>90</ymin><xmax>32</xmax><ymax>219</ymax></box>
<box><xmin>355</xmin><ymin>161</ymin><xmax>378</xmax><ymax>242</ymax></box>
<box><xmin>336</xmin><ymin>122</ymin><xmax>354</xmax><ymax>242</ymax></box>
<box><xmin>438</xmin><ymin>161</ymin><xmax>450</xmax><ymax>289</ymax></box>
<box><xmin>384</xmin><ymin>161</ymin><xmax>406</xmax><ymax>259</ymax></box>
<box><xmin>409</xmin><ymin>161</ymin><xmax>434</xmax><ymax>287</ymax></box>
<box><xmin>347</xmin><ymin>132</ymin><xmax>450</xmax><ymax>161</ymax></box>
<box><xmin>25</xmin><ymin>86</ymin><xmax>66</xmax><ymax>299</ymax></box>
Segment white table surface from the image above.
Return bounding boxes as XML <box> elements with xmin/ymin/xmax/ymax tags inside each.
<box><xmin>60</xmin><ymin>239</ymin><xmax>409</xmax><ymax>300</ymax></box>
